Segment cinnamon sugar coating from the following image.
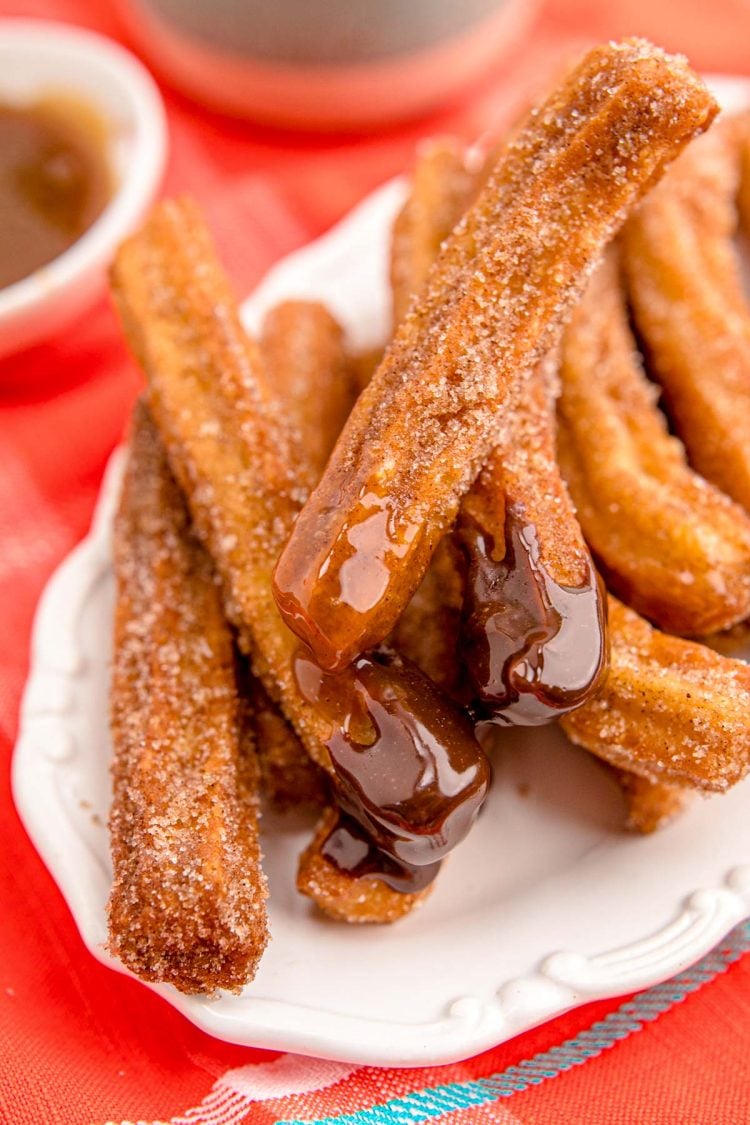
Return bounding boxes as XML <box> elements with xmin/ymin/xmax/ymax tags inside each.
<box><xmin>610</xmin><ymin>769</ymin><xmax>692</xmax><ymax>834</ymax></box>
<box><xmin>389</xmin><ymin>134</ymin><xmax>605</xmax><ymax>717</ymax></box>
<box><xmin>623</xmin><ymin>113</ymin><xmax>750</xmax><ymax>512</ymax></box>
<box><xmin>390</xmin><ymin>137</ymin><xmax>476</xmax><ymax>328</ymax></box>
<box><xmin>562</xmin><ymin>597</ymin><xmax>750</xmax><ymax>792</ymax></box>
<box><xmin>273</xmin><ymin>39</ymin><xmax>717</xmax><ymax>672</ymax></box>
<box><xmin>108</xmin><ymin>402</ymin><xmax>268</xmax><ymax>993</ymax></box>
<box><xmin>297</xmin><ymin>808</ymin><xmax>431</xmax><ymax>924</ymax></box>
<box><xmin>260</xmin><ymin>300</ymin><xmax>358</xmax><ymax>477</ymax></box>
<box><xmin>110</xmin><ymin>199</ymin><xmax>335</xmax><ymax>774</ymax></box>
<box><xmin>558</xmin><ymin>245</ymin><xmax>750</xmax><ymax>635</ymax></box>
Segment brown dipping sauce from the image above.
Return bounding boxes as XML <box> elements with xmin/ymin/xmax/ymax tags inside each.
<box><xmin>294</xmin><ymin>646</ymin><xmax>490</xmax><ymax>869</ymax></box>
<box><xmin>0</xmin><ymin>97</ymin><xmax>112</xmax><ymax>290</ymax></box>
<box><xmin>458</xmin><ymin>504</ymin><xmax>608</xmax><ymax>725</ymax></box>
<box><xmin>321</xmin><ymin>811</ymin><xmax>441</xmax><ymax>893</ymax></box>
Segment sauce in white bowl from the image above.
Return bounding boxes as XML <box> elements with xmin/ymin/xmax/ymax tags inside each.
<box><xmin>0</xmin><ymin>20</ymin><xmax>167</xmax><ymax>361</ymax></box>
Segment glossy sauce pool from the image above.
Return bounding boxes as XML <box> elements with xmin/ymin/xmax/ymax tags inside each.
<box><xmin>0</xmin><ymin>97</ymin><xmax>112</xmax><ymax>290</ymax></box>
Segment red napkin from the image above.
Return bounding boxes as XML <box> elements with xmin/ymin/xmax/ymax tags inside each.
<box><xmin>1</xmin><ymin>1</ymin><xmax>749</xmax><ymax>1121</ymax></box>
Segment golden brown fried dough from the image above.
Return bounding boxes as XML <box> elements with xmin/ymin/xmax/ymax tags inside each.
<box><xmin>390</xmin><ymin>137</ymin><xmax>475</xmax><ymax>327</ymax></box>
<box><xmin>241</xmin><ymin>663</ymin><xmax>328</xmax><ymax>812</ymax></box>
<box><xmin>459</xmin><ymin>356</ymin><xmax>606</xmax><ymax>723</ymax></box>
<box><xmin>391</xmin><ymin>136</ymin><xmax>605</xmax><ymax>721</ymax></box>
<box><xmin>108</xmin><ymin>402</ymin><xmax>268</xmax><ymax>993</ymax></box>
<box><xmin>611</xmin><ymin>768</ymin><xmax>691</xmax><ymax>834</ymax></box>
<box><xmin>561</xmin><ymin>597</ymin><xmax>750</xmax><ymax>792</ymax></box>
<box><xmin>274</xmin><ymin>40</ymin><xmax>716</xmax><ymax>672</ymax></box>
<box><xmin>111</xmin><ymin>199</ymin><xmax>329</xmax><ymax>769</ymax></box>
<box><xmin>558</xmin><ymin>247</ymin><xmax>750</xmax><ymax>635</ymax></box>
<box><xmin>260</xmin><ymin>300</ymin><xmax>357</xmax><ymax>476</ymax></box>
<box><xmin>623</xmin><ymin>114</ymin><xmax>750</xmax><ymax>511</ymax></box>
<box><xmin>297</xmin><ymin>808</ymin><xmax>435</xmax><ymax>923</ymax></box>
<box><xmin>251</xmin><ymin>300</ymin><xmax>357</xmax><ymax>811</ymax></box>
<box><xmin>258</xmin><ymin>299</ymin><xmax>437</xmax><ymax>919</ymax></box>
<box><xmin>112</xmin><ymin>212</ymin><xmax>489</xmax><ymax>917</ymax></box>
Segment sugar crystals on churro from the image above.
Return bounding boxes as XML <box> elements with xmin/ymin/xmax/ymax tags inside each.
<box><xmin>104</xmin><ymin>39</ymin><xmax>750</xmax><ymax>995</ymax></box>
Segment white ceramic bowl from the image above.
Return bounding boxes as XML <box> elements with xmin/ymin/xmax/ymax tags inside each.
<box><xmin>0</xmin><ymin>20</ymin><xmax>167</xmax><ymax>360</ymax></box>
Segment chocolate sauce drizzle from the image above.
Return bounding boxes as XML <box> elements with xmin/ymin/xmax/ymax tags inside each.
<box><xmin>320</xmin><ymin>811</ymin><xmax>441</xmax><ymax>893</ymax></box>
<box><xmin>294</xmin><ymin>646</ymin><xmax>490</xmax><ymax>875</ymax></box>
<box><xmin>458</xmin><ymin>504</ymin><xmax>608</xmax><ymax>725</ymax></box>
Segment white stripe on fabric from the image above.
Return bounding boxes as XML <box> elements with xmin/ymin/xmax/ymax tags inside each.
<box><xmin>104</xmin><ymin>1054</ymin><xmax>358</xmax><ymax>1125</ymax></box>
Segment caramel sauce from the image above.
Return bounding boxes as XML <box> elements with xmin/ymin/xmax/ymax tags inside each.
<box><xmin>458</xmin><ymin>504</ymin><xmax>608</xmax><ymax>725</ymax></box>
<box><xmin>321</xmin><ymin>811</ymin><xmax>441</xmax><ymax>893</ymax></box>
<box><xmin>294</xmin><ymin>646</ymin><xmax>490</xmax><ymax>866</ymax></box>
<box><xmin>0</xmin><ymin>97</ymin><xmax>112</xmax><ymax>289</ymax></box>
<box><xmin>274</xmin><ymin>490</ymin><xmax>423</xmax><ymax>672</ymax></box>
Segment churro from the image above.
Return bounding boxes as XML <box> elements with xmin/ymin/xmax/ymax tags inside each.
<box><xmin>557</xmin><ymin>246</ymin><xmax>750</xmax><ymax>635</ymax></box>
<box><xmin>260</xmin><ymin>300</ymin><xmax>357</xmax><ymax>476</ymax></box>
<box><xmin>251</xmin><ymin>300</ymin><xmax>356</xmax><ymax>811</ymax></box>
<box><xmin>390</xmin><ymin>133</ymin><xmax>606</xmax><ymax>722</ymax></box>
<box><xmin>623</xmin><ymin>114</ymin><xmax>750</xmax><ymax>511</ymax></box>
<box><xmin>259</xmin><ymin>299</ymin><xmax>438</xmax><ymax>918</ymax></box>
<box><xmin>108</xmin><ymin>401</ymin><xmax>268</xmax><ymax>993</ymax></box>
<box><xmin>241</xmin><ymin>663</ymin><xmax>328</xmax><ymax>812</ymax></box>
<box><xmin>610</xmin><ymin>769</ymin><xmax>691</xmax><ymax>834</ymax></box>
<box><xmin>561</xmin><ymin>597</ymin><xmax>750</xmax><ymax>792</ymax></box>
<box><xmin>390</xmin><ymin>137</ymin><xmax>475</xmax><ymax>327</ymax></box>
<box><xmin>111</xmin><ymin>200</ymin><xmax>490</xmax><ymax>883</ymax></box>
<box><xmin>297</xmin><ymin>807</ymin><xmax>439</xmax><ymax>924</ymax></box>
<box><xmin>273</xmin><ymin>40</ymin><xmax>716</xmax><ymax>673</ymax></box>
<box><xmin>458</xmin><ymin>358</ymin><xmax>606</xmax><ymax>724</ymax></box>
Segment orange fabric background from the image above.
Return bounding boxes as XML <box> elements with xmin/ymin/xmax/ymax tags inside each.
<box><xmin>1</xmin><ymin>1</ymin><xmax>749</xmax><ymax>1121</ymax></box>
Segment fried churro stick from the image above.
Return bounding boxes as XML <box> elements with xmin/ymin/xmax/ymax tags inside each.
<box><xmin>260</xmin><ymin>300</ymin><xmax>357</xmax><ymax>475</ymax></box>
<box><xmin>108</xmin><ymin>401</ymin><xmax>268</xmax><ymax>993</ymax></box>
<box><xmin>394</xmin><ymin>169</ymin><xmax>682</xmax><ymax>807</ymax></box>
<box><xmin>273</xmin><ymin>40</ymin><xmax>716</xmax><ymax>672</ymax></box>
<box><xmin>386</xmin><ymin>141</ymin><xmax>475</xmax><ymax>698</ymax></box>
<box><xmin>390</xmin><ymin>133</ymin><xmax>606</xmax><ymax>721</ymax></box>
<box><xmin>251</xmin><ymin>300</ymin><xmax>357</xmax><ymax>811</ymax></box>
<box><xmin>561</xmin><ymin>597</ymin><xmax>750</xmax><ymax>792</ymax></box>
<box><xmin>622</xmin><ymin>114</ymin><xmax>750</xmax><ymax>511</ymax></box>
<box><xmin>391</xmin><ymin>537</ymin><xmax>465</xmax><ymax>697</ymax></box>
<box><xmin>390</xmin><ymin>137</ymin><xmax>476</xmax><ymax>327</ymax></box>
<box><xmin>111</xmin><ymin>202</ymin><xmax>489</xmax><ymax>883</ymax></box>
<box><xmin>240</xmin><ymin>661</ymin><xmax>328</xmax><ymax>812</ymax></box>
<box><xmin>297</xmin><ymin>807</ymin><xmax>438</xmax><ymax>923</ymax></box>
<box><xmin>610</xmin><ymin>768</ymin><xmax>691</xmax><ymax>834</ymax></box>
<box><xmin>557</xmin><ymin>247</ymin><xmax>750</xmax><ymax>635</ymax></box>
<box><xmin>458</xmin><ymin>358</ymin><xmax>606</xmax><ymax>724</ymax></box>
<box><xmin>258</xmin><ymin>300</ymin><xmax>440</xmax><ymax>918</ymax></box>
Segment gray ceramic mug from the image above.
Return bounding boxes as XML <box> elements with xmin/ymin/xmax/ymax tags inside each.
<box><xmin>116</xmin><ymin>0</ymin><xmax>538</xmax><ymax>128</ymax></box>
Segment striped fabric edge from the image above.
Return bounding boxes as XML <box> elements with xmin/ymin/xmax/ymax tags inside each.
<box><xmin>278</xmin><ymin>917</ymin><xmax>750</xmax><ymax>1125</ymax></box>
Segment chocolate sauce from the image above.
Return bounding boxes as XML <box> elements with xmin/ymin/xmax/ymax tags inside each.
<box><xmin>294</xmin><ymin>646</ymin><xmax>490</xmax><ymax>866</ymax></box>
<box><xmin>321</xmin><ymin>811</ymin><xmax>441</xmax><ymax>893</ymax></box>
<box><xmin>458</xmin><ymin>504</ymin><xmax>607</xmax><ymax>725</ymax></box>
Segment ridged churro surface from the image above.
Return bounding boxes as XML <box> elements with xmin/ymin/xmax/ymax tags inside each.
<box><xmin>623</xmin><ymin>114</ymin><xmax>750</xmax><ymax>511</ymax></box>
<box><xmin>558</xmin><ymin>247</ymin><xmax>750</xmax><ymax>635</ymax></box>
<box><xmin>562</xmin><ymin>598</ymin><xmax>750</xmax><ymax>792</ymax></box>
<box><xmin>108</xmin><ymin>402</ymin><xmax>268</xmax><ymax>993</ymax></box>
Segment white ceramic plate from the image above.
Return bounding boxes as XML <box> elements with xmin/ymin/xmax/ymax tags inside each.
<box><xmin>12</xmin><ymin>76</ymin><xmax>750</xmax><ymax>1068</ymax></box>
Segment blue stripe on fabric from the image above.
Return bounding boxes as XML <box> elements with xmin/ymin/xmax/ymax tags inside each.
<box><xmin>279</xmin><ymin>918</ymin><xmax>750</xmax><ymax>1125</ymax></box>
